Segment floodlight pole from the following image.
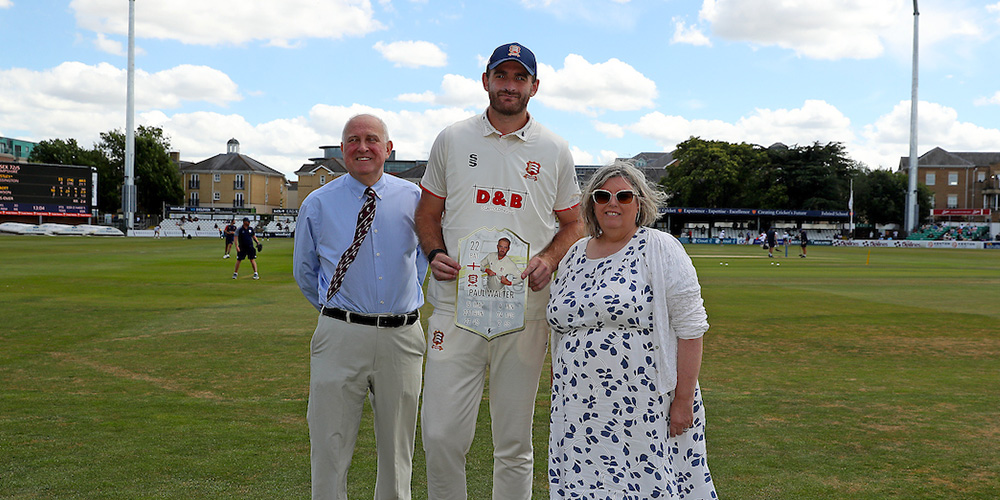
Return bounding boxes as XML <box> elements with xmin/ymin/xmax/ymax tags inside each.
<box><xmin>123</xmin><ymin>0</ymin><xmax>137</xmax><ymax>233</ymax></box>
<box><xmin>904</xmin><ymin>0</ymin><xmax>920</xmax><ymax>234</ymax></box>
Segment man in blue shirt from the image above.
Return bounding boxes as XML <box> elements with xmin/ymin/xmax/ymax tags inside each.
<box><xmin>293</xmin><ymin>114</ymin><xmax>426</xmax><ymax>500</ymax></box>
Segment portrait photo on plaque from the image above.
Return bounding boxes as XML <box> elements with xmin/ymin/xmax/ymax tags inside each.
<box><xmin>455</xmin><ymin>227</ymin><xmax>529</xmax><ymax>340</ymax></box>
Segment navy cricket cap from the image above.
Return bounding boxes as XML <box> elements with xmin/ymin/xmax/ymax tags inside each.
<box><xmin>488</xmin><ymin>43</ymin><xmax>536</xmax><ymax>76</ymax></box>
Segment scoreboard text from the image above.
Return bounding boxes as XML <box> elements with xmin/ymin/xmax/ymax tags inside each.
<box><xmin>0</xmin><ymin>162</ymin><xmax>95</xmax><ymax>217</ymax></box>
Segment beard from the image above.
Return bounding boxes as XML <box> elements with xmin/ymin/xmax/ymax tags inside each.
<box><xmin>488</xmin><ymin>89</ymin><xmax>531</xmax><ymax>116</ymax></box>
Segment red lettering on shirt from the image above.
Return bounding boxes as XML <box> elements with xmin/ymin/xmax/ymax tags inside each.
<box><xmin>510</xmin><ymin>193</ymin><xmax>523</xmax><ymax>209</ymax></box>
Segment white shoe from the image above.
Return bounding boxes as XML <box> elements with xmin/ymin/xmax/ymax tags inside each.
<box><xmin>224</xmin><ymin>254</ymin><xmax>230</xmax><ymax>259</ymax></box>
<box><xmin>252</xmin><ymin>273</ymin><xmax>259</xmax><ymax>280</ymax></box>
<box><xmin>232</xmin><ymin>273</ymin><xmax>238</xmax><ymax>279</ymax></box>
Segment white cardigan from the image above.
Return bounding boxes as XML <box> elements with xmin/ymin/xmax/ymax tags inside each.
<box><xmin>643</xmin><ymin>227</ymin><xmax>709</xmax><ymax>394</ymax></box>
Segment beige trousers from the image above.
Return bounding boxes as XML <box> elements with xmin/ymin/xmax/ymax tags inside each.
<box><xmin>308</xmin><ymin>314</ymin><xmax>425</xmax><ymax>500</ymax></box>
<box><xmin>421</xmin><ymin>313</ymin><xmax>549</xmax><ymax>500</ymax></box>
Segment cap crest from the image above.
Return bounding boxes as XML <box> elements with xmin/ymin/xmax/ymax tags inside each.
<box><xmin>488</xmin><ymin>42</ymin><xmax>536</xmax><ymax>76</ymax></box>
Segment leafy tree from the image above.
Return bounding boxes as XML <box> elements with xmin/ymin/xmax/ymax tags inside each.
<box><xmin>97</xmin><ymin>126</ymin><xmax>183</xmax><ymax>214</ymax></box>
<box><xmin>28</xmin><ymin>138</ymin><xmax>117</xmax><ymax>213</ymax></box>
<box><xmin>663</xmin><ymin>137</ymin><xmax>773</xmax><ymax>208</ymax></box>
<box><xmin>767</xmin><ymin>142</ymin><xmax>859</xmax><ymax>211</ymax></box>
<box><xmin>663</xmin><ymin>138</ymin><xmax>862</xmax><ymax>212</ymax></box>
<box><xmin>853</xmin><ymin>169</ymin><xmax>932</xmax><ymax>226</ymax></box>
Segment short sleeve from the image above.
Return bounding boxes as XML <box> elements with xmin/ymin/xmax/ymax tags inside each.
<box><xmin>552</xmin><ymin>137</ymin><xmax>581</xmax><ymax>212</ymax></box>
<box><xmin>420</xmin><ymin>128</ymin><xmax>449</xmax><ymax>198</ymax></box>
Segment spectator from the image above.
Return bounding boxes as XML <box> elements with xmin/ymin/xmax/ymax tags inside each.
<box><xmin>547</xmin><ymin>162</ymin><xmax>717</xmax><ymax>498</ymax></box>
<box><xmin>293</xmin><ymin>114</ymin><xmax>426</xmax><ymax>499</ymax></box>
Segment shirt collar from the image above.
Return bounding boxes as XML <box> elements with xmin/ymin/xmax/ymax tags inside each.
<box><xmin>344</xmin><ymin>172</ymin><xmax>386</xmax><ymax>200</ymax></box>
<box><xmin>479</xmin><ymin>109</ymin><xmax>534</xmax><ymax>141</ymax></box>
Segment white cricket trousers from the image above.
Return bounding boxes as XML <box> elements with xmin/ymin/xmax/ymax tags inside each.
<box><xmin>421</xmin><ymin>312</ymin><xmax>549</xmax><ymax>500</ymax></box>
<box><xmin>308</xmin><ymin>314</ymin><xmax>426</xmax><ymax>500</ymax></box>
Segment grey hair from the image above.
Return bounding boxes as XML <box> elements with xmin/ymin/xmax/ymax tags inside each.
<box><xmin>341</xmin><ymin>114</ymin><xmax>390</xmax><ymax>143</ymax></box>
<box><xmin>580</xmin><ymin>160</ymin><xmax>666</xmax><ymax>238</ymax></box>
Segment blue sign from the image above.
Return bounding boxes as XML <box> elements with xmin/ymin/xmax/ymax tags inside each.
<box><xmin>660</xmin><ymin>207</ymin><xmax>849</xmax><ymax>218</ymax></box>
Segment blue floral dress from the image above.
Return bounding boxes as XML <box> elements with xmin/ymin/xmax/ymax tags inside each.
<box><xmin>547</xmin><ymin>229</ymin><xmax>717</xmax><ymax>499</ymax></box>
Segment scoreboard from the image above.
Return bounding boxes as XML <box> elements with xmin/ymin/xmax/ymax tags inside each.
<box><xmin>0</xmin><ymin>162</ymin><xmax>96</xmax><ymax>217</ymax></box>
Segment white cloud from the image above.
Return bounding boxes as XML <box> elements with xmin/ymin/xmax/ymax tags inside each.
<box><xmin>397</xmin><ymin>91</ymin><xmax>436</xmax><ymax>104</ymax></box>
<box><xmin>0</xmin><ymin>57</ymin><xmax>472</xmax><ymax>178</ymax></box>
<box><xmin>396</xmin><ymin>74</ymin><xmax>486</xmax><ymax>108</ymax></box>
<box><xmin>570</xmin><ymin>146</ymin><xmax>594</xmax><ymax>165</ymax></box>
<box><xmin>700</xmin><ymin>0</ymin><xmax>899</xmax><ymax>59</ymax></box>
<box><xmin>0</xmin><ymin>0</ymin><xmax>12</xmax><ymax>8</ymax></box>
<box><xmin>518</xmin><ymin>0</ymin><xmax>638</xmax><ymax>27</ymax></box>
<box><xmin>671</xmin><ymin>18</ymin><xmax>711</xmax><ymax>47</ymax></box>
<box><xmin>307</xmin><ymin>104</ymin><xmax>473</xmax><ymax>160</ymax></box>
<box><xmin>1</xmin><ymin>62</ymin><xmax>240</xmax><ymax>110</ymax></box>
<box><xmin>573</xmin><ymin>148</ymin><xmax>620</xmax><ymax>166</ymax></box>
<box><xmin>700</xmin><ymin>0</ymin><xmax>990</xmax><ymax>62</ymax></box>
<box><xmin>598</xmin><ymin>150</ymin><xmax>620</xmax><ymax>164</ymax></box>
<box><xmin>630</xmin><ymin>99</ymin><xmax>853</xmax><ymax>150</ymax></box>
<box><xmin>70</xmin><ymin>0</ymin><xmax>384</xmax><ymax>46</ymax></box>
<box><xmin>862</xmin><ymin>100</ymin><xmax>1000</xmax><ymax>168</ymax></box>
<box><xmin>624</xmin><ymin>99</ymin><xmax>1000</xmax><ymax>171</ymax></box>
<box><xmin>593</xmin><ymin>121</ymin><xmax>625</xmax><ymax>138</ymax></box>
<box><xmin>879</xmin><ymin>2</ymin><xmax>988</xmax><ymax>63</ymax></box>
<box><xmin>94</xmin><ymin>33</ymin><xmax>124</xmax><ymax>56</ymax></box>
<box><xmin>538</xmin><ymin>54</ymin><xmax>657</xmax><ymax>115</ymax></box>
<box><xmin>141</xmin><ymin>105</ymin><xmax>476</xmax><ymax>177</ymax></box>
<box><xmin>373</xmin><ymin>40</ymin><xmax>447</xmax><ymax>68</ymax></box>
<box><xmin>0</xmin><ymin>62</ymin><xmax>241</xmax><ymax>153</ymax></box>
<box><xmin>974</xmin><ymin>91</ymin><xmax>1000</xmax><ymax>106</ymax></box>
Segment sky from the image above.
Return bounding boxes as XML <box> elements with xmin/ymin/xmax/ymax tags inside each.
<box><xmin>2</xmin><ymin>0</ymin><xmax>1000</xmax><ymax>180</ymax></box>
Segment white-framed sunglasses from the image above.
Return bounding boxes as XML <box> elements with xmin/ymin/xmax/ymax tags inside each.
<box><xmin>591</xmin><ymin>189</ymin><xmax>637</xmax><ymax>205</ymax></box>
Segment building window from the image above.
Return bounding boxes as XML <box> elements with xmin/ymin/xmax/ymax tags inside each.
<box><xmin>234</xmin><ymin>174</ymin><xmax>245</xmax><ymax>190</ymax></box>
<box><xmin>234</xmin><ymin>193</ymin><xmax>245</xmax><ymax>208</ymax></box>
<box><xmin>978</xmin><ymin>171</ymin><xmax>986</xmax><ymax>182</ymax></box>
<box><xmin>948</xmin><ymin>172</ymin><xmax>958</xmax><ymax>186</ymax></box>
<box><xmin>214</xmin><ymin>173</ymin><xmax>221</xmax><ymax>182</ymax></box>
<box><xmin>189</xmin><ymin>191</ymin><xmax>199</xmax><ymax>207</ymax></box>
<box><xmin>189</xmin><ymin>173</ymin><xmax>200</xmax><ymax>190</ymax></box>
<box><xmin>320</xmin><ymin>175</ymin><xmax>326</xmax><ymax>185</ymax></box>
<box><xmin>947</xmin><ymin>194</ymin><xmax>958</xmax><ymax>209</ymax></box>
<box><xmin>925</xmin><ymin>173</ymin><xmax>935</xmax><ymax>186</ymax></box>
<box><xmin>213</xmin><ymin>192</ymin><xmax>221</xmax><ymax>201</ymax></box>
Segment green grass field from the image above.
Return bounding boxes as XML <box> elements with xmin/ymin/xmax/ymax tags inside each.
<box><xmin>2</xmin><ymin>235</ymin><xmax>998</xmax><ymax>499</ymax></box>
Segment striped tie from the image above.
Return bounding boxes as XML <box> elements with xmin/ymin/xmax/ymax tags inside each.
<box><xmin>326</xmin><ymin>187</ymin><xmax>376</xmax><ymax>301</ymax></box>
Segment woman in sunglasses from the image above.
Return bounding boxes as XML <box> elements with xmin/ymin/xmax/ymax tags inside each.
<box><xmin>546</xmin><ymin>161</ymin><xmax>717</xmax><ymax>499</ymax></box>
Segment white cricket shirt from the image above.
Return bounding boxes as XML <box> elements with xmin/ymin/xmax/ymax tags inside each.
<box><xmin>421</xmin><ymin>111</ymin><xmax>581</xmax><ymax>319</ymax></box>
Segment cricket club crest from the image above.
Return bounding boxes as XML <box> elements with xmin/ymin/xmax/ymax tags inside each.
<box><xmin>523</xmin><ymin>161</ymin><xmax>540</xmax><ymax>182</ymax></box>
<box><xmin>507</xmin><ymin>44</ymin><xmax>522</xmax><ymax>58</ymax></box>
<box><xmin>430</xmin><ymin>330</ymin><xmax>445</xmax><ymax>351</ymax></box>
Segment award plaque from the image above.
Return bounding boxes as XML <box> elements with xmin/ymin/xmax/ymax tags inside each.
<box><xmin>455</xmin><ymin>227</ymin><xmax>529</xmax><ymax>340</ymax></box>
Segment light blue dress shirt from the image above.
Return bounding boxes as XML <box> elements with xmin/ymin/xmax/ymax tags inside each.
<box><xmin>293</xmin><ymin>173</ymin><xmax>426</xmax><ymax>314</ymax></box>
